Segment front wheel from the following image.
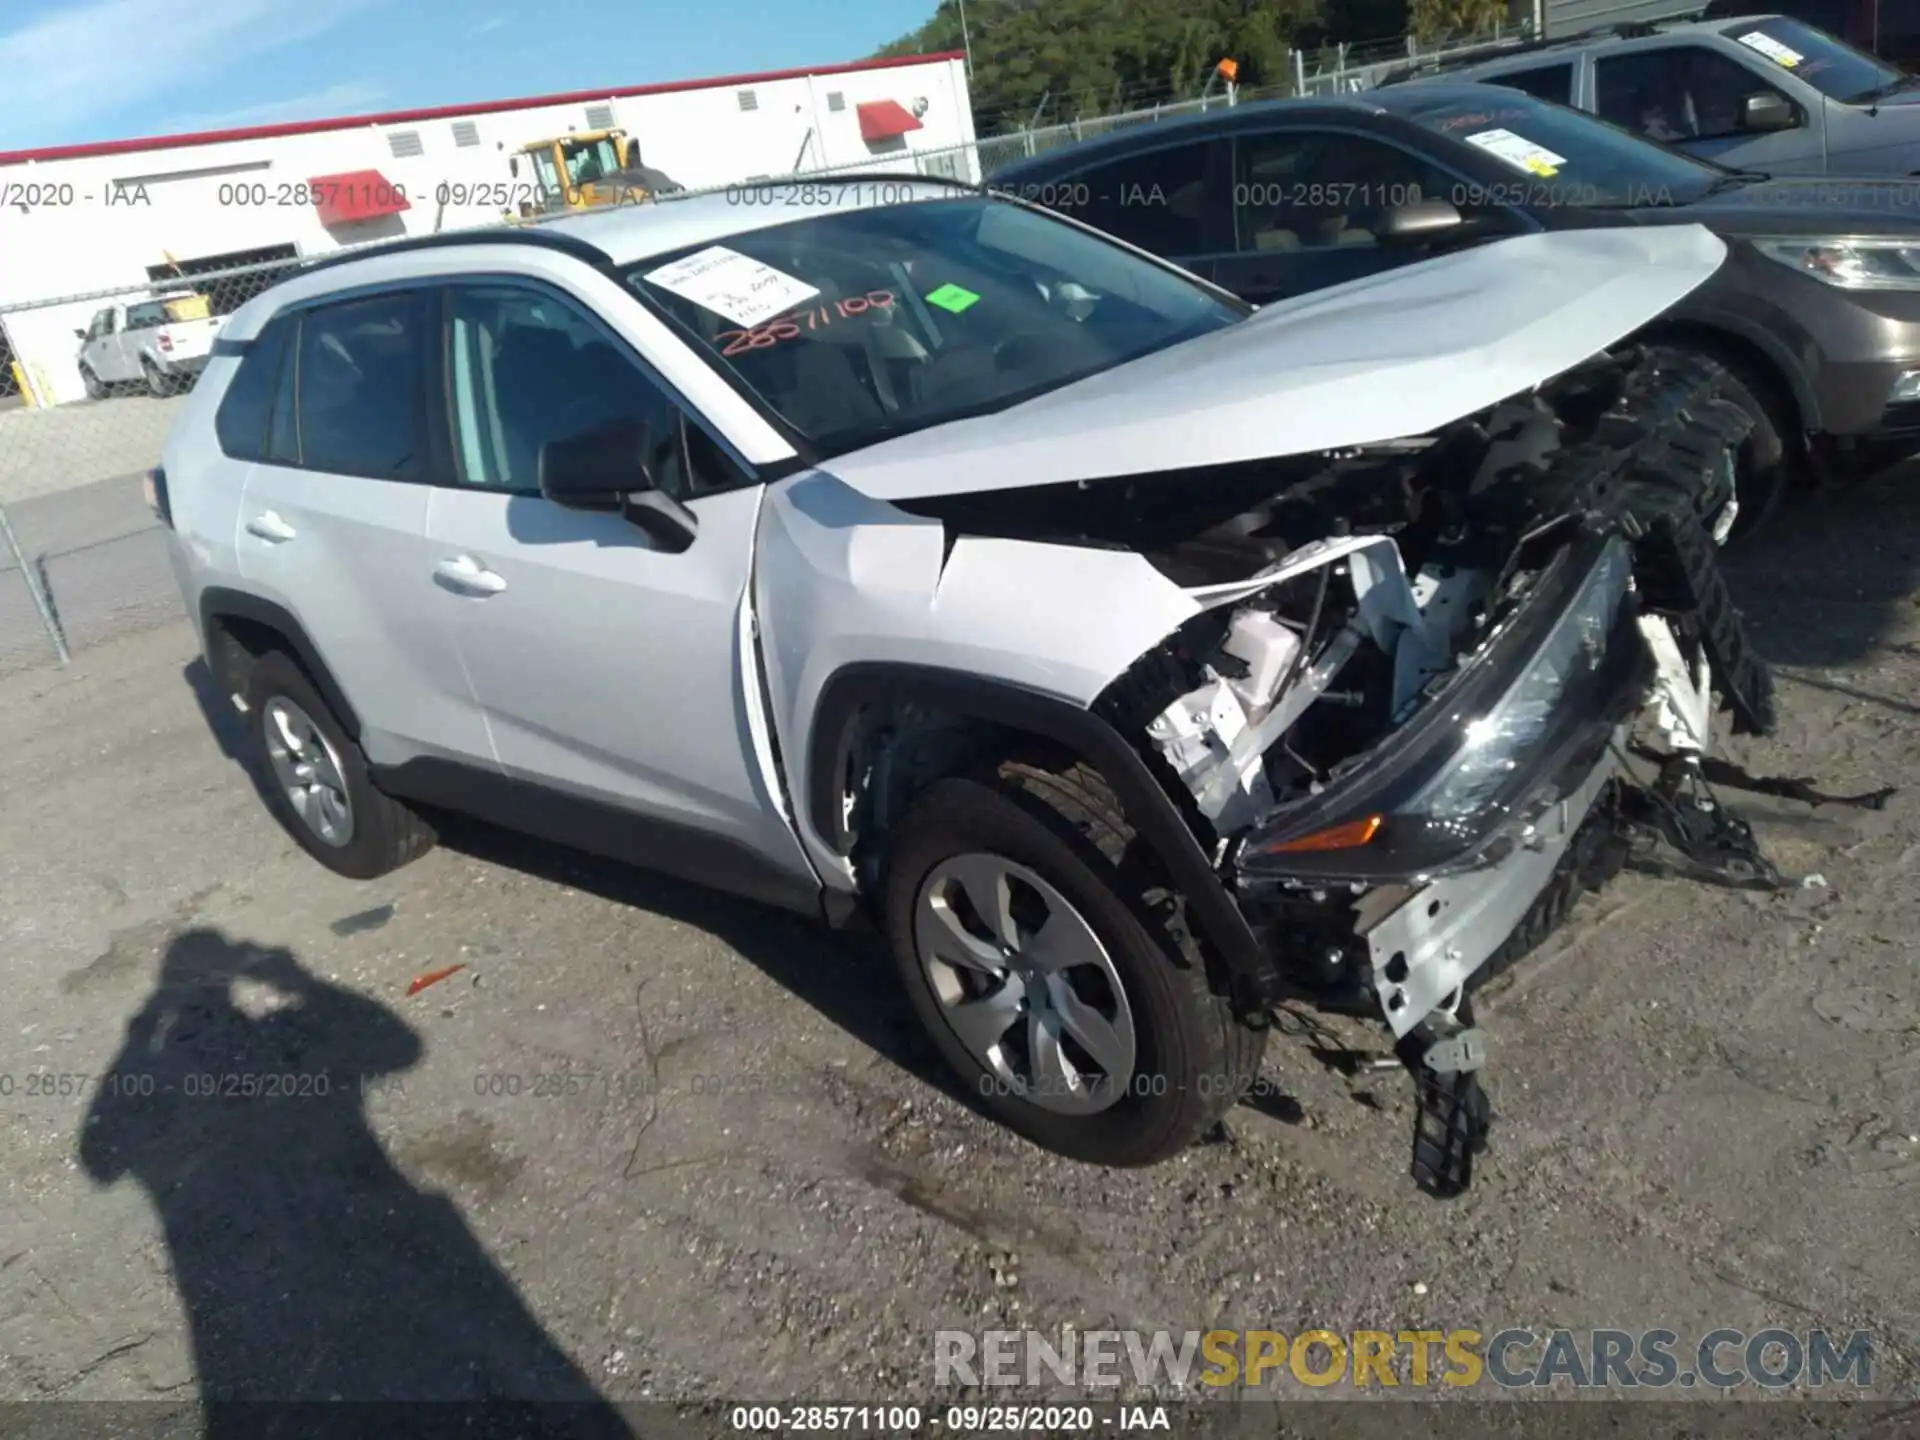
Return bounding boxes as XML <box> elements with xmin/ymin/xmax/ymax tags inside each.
<box><xmin>80</xmin><ymin>364</ymin><xmax>104</xmax><ymax>400</ymax></box>
<box><xmin>883</xmin><ymin>760</ymin><xmax>1265</xmax><ymax>1167</ymax></box>
<box><xmin>1650</xmin><ymin>345</ymin><xmax>1794</xmax><ymax>547</ymax></box>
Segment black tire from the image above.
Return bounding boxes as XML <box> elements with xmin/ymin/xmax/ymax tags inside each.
<box><xmin>80</xmin><ymin>364</ymin><xmax>104</xmax><ymax>400</ymax></box>
<box><xmin>883</xmin><ymin>760</ymin><xmax>1266</xmax><ymax>1167</ymax></box>
<box><xmin>243</xmin><ymin>649</ymin><xmax>435</xmax><ymax>880</ymax></box>
<box><xmin>1650</xmin><ymin>344</ymin><xmax>1794</xmax><ymax>547</ymax></box>
<box><xmin>142</xmin><ymin>358</ymin><xmax>171</xmax><ymax>398</ymax></box>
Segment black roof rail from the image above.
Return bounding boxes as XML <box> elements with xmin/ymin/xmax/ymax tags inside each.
<box><xmin>292</xmin><ymin>225</ymin><xmax>615</xmax><ymax>280</ymax></box>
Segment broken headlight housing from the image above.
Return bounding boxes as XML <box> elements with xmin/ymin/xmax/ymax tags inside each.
<box><xmin>1404</xmin><ymin>539</ymin><xmax>1632</xmax><ymax>821</ymax></box>
<box><xmin>1239</xmin><ymin>536</ymin><xmax>1644</xmax><ymax>882</ymax></box>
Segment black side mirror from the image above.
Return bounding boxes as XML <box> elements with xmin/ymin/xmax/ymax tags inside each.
<box><xmin>1375</xmin><ymin>198</ymin><xmax>1470</xmax><ymax>247</ymax></box>
<box><xmin>75</xmin><ymin>328</ymin><xmax>88</xmax><ymax>341</ymax></box>
<box><xmin>1743</xmin><ymin>92</ymin><xmax>1797</xmax><ymax>131</ymax></box>
<box><xmin>538</xmin><ymin>417</ymin><xmax>699</xmax><ymax>552</ymax></box>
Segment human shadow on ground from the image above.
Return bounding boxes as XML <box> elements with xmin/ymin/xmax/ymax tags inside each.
<box><xmin>79</xmin><ymin>926</ymin><xmax>634</xmax><ymax>1439</ymax></box>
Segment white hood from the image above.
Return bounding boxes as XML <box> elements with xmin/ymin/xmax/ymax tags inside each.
<box><xmin>818</xmin><ymin>224</ymin><xmax>1728</xmax><ymax>504</ymax></box>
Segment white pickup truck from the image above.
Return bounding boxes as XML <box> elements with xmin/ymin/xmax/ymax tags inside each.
<box><xmin>75</xmin><ymin>295</ymin><xmax>222</xmax><ymax>399</ymax></box>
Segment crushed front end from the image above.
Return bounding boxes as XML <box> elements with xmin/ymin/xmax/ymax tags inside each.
<box><xmin>1091</xmin><ymin>348</ymin><xmax>1794</xmax><ymax>1197</ymax></box>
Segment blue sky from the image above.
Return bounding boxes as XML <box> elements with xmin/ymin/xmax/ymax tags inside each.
<box><xmin>0</xmin><ymin>0</ymin><xmax>943</xmax><ymax>152</ymax></box>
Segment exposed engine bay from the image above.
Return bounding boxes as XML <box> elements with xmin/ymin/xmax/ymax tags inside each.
<box><xmin>913</xmin><ymin>346</ymin><xmax>1761</xmax><ymax>841</ymax></box>
<box><xmin>902</xmin><ymin>345</ymin><xmax>1894</xmax><ymax>1199</ymax></box>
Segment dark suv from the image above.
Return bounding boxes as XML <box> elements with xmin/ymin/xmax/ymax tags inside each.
<box><xmin>992</xmin><ymin>85</ymin><xmax>1920</xmax><ymax>542</ymax></box>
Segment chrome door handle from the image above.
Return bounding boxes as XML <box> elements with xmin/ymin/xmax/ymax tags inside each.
<box><xmin>245</xmin><ymin>511</ymin><xmax>296</xmax><ymax>542</ymax></box>
<box><xmin>434</xmin><ymin>555</ymin><xmax>507</xmax><ymax>595</ymax></box>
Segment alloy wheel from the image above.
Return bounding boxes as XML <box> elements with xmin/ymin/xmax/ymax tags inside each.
<box><xmin>912</xmin><ymin>853</ymin><xmax>1138</xmax><ymax>1116</ymax></box>
<box><xmin>261</xmin><ymin>695</ymin><xmax>355</xmax><ymax>847</ymax></box>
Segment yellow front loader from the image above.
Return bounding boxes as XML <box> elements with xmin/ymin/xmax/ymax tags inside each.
<box><xmin>505</xmin><ymin>129</ymin><xmax>682</xmax><ymax>221</ymax></box>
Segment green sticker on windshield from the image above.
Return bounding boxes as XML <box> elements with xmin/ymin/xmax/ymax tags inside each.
<box><xmin>925</xmin><ymin>283</ymin><xmax>981</xmax><ymax>313</ymax></box>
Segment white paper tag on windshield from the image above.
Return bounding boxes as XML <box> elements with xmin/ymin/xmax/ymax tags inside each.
<box><xmin>1738</xmin><ymin>30</ymin><xmax>1803</xmax><ymax>65</ymax></box>
<box><xmin>642</xmin><ymin>245</ymin><xmax>819</xmax><ymax>327</ymax></box>
<box><xmin>1464</xmin><ymin>127</ymin><xmax>1568</xmax><ymax>177</ymax></box>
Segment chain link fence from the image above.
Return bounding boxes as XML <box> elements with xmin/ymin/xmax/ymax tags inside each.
<box><xmin>0</xmin><ymin>22</ymin><xmax>1522</xmax><ymax>676</ymax></box>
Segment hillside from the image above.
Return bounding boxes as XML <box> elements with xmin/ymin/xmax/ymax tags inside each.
<box><xmin>878</xmin><ymin>0</ymin><xmax>1512</xmax><ymax>131</ymax></box>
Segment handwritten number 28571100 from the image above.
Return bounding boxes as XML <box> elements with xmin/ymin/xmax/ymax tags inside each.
<box><xmin>716</xmin><ymin>291</ymin><xmax>897</xmax><ymax>357</ymax></box>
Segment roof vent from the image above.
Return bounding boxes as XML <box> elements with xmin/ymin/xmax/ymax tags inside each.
<box><xmin>388</xmin><ymin>129</ymin><xmax>425</xmax><ymax>158</ymax></box>
<box><xmin>737</xmin><ymin>89</ymin><xmax>759</xmax><ymax>112</ymax></box>
<box><xmin>826</xmin><ymin>91</ymin><xmax>845</xmax><ymax>112</ymax></box>
<box><xmin>451</xmin><ymin>120</ymin><xmax>480</xmax><ymax>148</ymax></box>
<box><xmin>585</xmin><ymin>103</ymin><xmax>615</xmax><ymax>129</ymax></box>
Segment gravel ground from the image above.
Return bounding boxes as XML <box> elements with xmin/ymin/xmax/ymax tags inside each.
<box><xmin>0</xmin><ymin>472</ymin><xmax>1917</xmax><ymax>1419</ymax></box>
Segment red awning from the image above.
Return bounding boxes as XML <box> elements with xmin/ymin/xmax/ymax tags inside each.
<box><xmin>308</xmin><ymin>170</ymin><xmax>412</xmax><ymax>226</ymax></box>
<box><xmin>856</xmin><ymin>100</ymin><xmax>923</xmax><ymax>144</ymax></box>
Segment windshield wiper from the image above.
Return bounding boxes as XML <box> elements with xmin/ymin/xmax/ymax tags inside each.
<box><xmin>1853</xmin><ymin>73</ymin><xmax>1920</xmax><ymax>105</ymax></box>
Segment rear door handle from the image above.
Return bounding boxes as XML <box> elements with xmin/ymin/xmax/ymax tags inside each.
<box><xmin>245</xmin><ymin>511</ymin><xmax>296</xmax><ymax>543</ymax></box>
<box><xmin>434</xmin><ymin>555</ymin><xmax>508</xmax><ymax>595</ymax></box>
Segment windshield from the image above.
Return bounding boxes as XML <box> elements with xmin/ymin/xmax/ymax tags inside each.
<box><xmin>626</xmin><ymin>195</ymin><xmax>1244</xmax><ymax>458</ymax></box>
<box><xmin>564</xmin><ymin>136</ymin><xmax>623</xmax><ymax>184</ymax></box>
<box><xmin>1722</xmin><ymin>17</ymin><xmax>1906</xmax><ymax>101</ymax></box>
<box><xmin>527</xmin><ymin>147</ymin><xmax>565</xmax><ymax>208</ymax></box>
<box><xmin>1403</xmin><ymin>90</ymin><xmax>1730</xmax><ymax>207</ymax></box>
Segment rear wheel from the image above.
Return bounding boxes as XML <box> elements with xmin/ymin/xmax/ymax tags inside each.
<box><xmin>243</xmin><ymin>650</ymin><xmax>435</xmax><ymax>880</ymax></box>
<box><xmin>142</xmin><ymin>358</ymin><xmax>171</xmax><ymax>398</ymax></box>
<box><xmin>883</xmin><ymin>760</ymin><xmax>1265</xmax><ymax>1167</ymax></box>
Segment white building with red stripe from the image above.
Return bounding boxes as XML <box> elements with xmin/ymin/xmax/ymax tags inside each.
<box><xmin>0</xmin><ymin>50</ymin><xmax>972</xmax><ymax>405</ymax></box>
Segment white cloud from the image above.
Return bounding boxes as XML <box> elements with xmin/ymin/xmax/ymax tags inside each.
<box><xmin>472</xmin><ymin>15</ymin><xmax>507</xmax><ymax>34</ymax></box>
<box><xmin>0</xmin><ymin>0</ymin><xmax>381</xmax><ymax>146</ymax></box>
<box><xmin>163</xmin><ymin>80</ymin><xmax>389</xmax><ymax>132</ymax></box>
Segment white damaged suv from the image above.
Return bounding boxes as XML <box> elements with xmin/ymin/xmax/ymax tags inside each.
<box><xmin>155</xmin><ymin>177</ymin><xmax>1787</xmax><ymax>1195</ymax></box>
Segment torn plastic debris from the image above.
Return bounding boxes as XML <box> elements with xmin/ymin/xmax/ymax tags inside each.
<box><xmin>406</xmin><ymin>963</ymin><xmax>468</xmax><ymax>997</ymax></box>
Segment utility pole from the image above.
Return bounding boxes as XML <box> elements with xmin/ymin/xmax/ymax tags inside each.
<box><xmin>956</xmin><ymin>0</ymin><xmax>974</xmax><ymax>80</ymax></box>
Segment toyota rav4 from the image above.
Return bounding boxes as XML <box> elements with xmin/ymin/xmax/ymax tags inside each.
<box><xmin>155</xmin><ymin>177</ymin><xmax>1790</xmax><ymax>1195</ymax></box>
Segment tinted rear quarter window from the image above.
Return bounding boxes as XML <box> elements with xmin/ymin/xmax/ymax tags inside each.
<box><xmin>213</xmin><ymin>315</ymin><xmax>292</xmax><ymax>462</ymax></box>
<box><xmin>1489</xmin><ymin>62</ymin><xmax>1576</xmax><ymax>104</ymax></box>
<box><xmin>293</xmin><ymin>292</ymin><xmax>428</xmax><ymax>482</ymax></box>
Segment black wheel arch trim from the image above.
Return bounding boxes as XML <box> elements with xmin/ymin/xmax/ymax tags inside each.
<box><xmin>197</xmin><ymin>587</ymin><xmax>363</xmax><ymax>740</ymax></box>
<box><xmin>806</xmin><ymin>662</ymin><xmax>1271</xmax><ymax>1000</ymax></box>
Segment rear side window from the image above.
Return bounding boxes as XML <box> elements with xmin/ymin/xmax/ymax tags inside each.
<box><xmin>212</xmin><ymin>314</ymin><xmax>292</xmax><ymax>462</ymax></box>
<box><xmin>1066</xmin><ymin>141</ymin><xmax>1220</xmax><ymax>256</ymax></box>
<box><xmin>293</xmin><ymin>292</ymin><xmax>429</xmax><ymax>482</ymax></box>
<box><xmin>1490</xmin><ymin>62</ymin><xmax>1576</xmax><ymax>104</ymax></box>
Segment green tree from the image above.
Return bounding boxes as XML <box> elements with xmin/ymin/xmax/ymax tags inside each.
<box><xmin>1407</xmin><ymin>0</ymin><xmax>1506</xmax><ymax>44</ymax></box>
<box><xmin>877</xmin><ymin>0</ymin><xmax>1322</xmax><ymax>133</ymax></box>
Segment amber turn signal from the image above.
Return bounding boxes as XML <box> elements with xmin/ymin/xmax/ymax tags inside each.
<box><xmin>1258</xmin><ymin>814</ymin><xmax>1383</xmax><ymax>854</ymax></box>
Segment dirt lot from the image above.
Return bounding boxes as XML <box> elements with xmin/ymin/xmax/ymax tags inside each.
<box><xmin>1</xmin><ymin>470</ymin><xmax>1918</xmax><ymax>1417</ymax></box>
